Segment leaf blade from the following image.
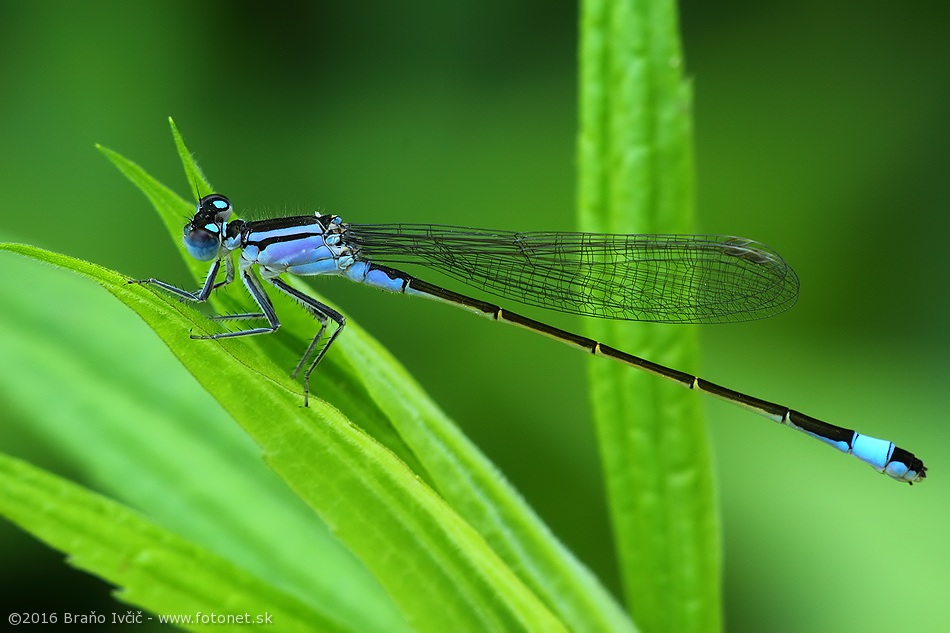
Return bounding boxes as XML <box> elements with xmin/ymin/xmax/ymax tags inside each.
<box><xmin>0</xmin><ymin>452</ymin><xmax>338</xmax><ymax>632</ymax></box>
<box><xmin>106</xmin><ymin>119</ymin><xmax>633</xmax><ymax>632</ymax></box>
<box><xmin>0</xmin><ymin>247</ymin><xmax>404</xmax><ymax>631</ymax></box>
<box><xmin>0</xmin><ymin>241</ymin><xmax>565</xmax><ymax>632</ymax></box>
<box><xmin>577</xmin><ymin>1</ymin><xmax>721</xmax><ymax>631</ymax></box>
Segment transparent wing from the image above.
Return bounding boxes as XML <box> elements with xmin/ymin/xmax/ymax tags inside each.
<box><xmin>344</xmin><ymin>224</ymin><xmax>800</xmax><ymax>323</ymax></box>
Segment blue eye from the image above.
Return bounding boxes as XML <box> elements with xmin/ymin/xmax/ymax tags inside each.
<box><xmin>183</xmin><ymin>224</ymin><xmax>221</xmax><ymax>261</ymax></box>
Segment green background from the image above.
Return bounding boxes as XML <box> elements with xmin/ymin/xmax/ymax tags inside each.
<box><xmin>1</xmin><ymin>1</ymin><xmax>947</xmax><ymax>631</ymax></box>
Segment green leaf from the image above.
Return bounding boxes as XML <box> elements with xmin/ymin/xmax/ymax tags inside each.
<box><xmin>0</xmin><ymin>245</ymin><xmax>402</xmax><ymax>631</ymax></box>
<box><xmin>577</xmin><ymin>1</ymin><xmax>720</xmax><ymax>632</ymax></box>
<box><xmin>0</xmin><ymin>241</ymin><xmax>566</xmax><ymax>631</ymax></box>
<box><xmin>0</xmin><ymin>451</ymin><xmax>341</xmax><ymax>632</ymax></box>
<box><xmin>98</xmin><ymin>119</ymin><xmax>634</xmax><ymax>632</ymax></box>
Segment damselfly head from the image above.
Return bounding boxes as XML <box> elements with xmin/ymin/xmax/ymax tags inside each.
<box><xmin>197</xmin><ymin>193</ymin><xmax>233</xmax><ymax>221</ymax></box>
<box><xmin>183</xmin><ymin>193</ymin><xmax>233</xmax><ymax>261</ymax></box>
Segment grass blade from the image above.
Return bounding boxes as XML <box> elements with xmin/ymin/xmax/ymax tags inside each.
<box><xmin>97</xmin><ymin>120</ymin><xmax>634</xmax><ymax>632</ymax></box>
<box><xmin>0</xmin><ymin>247</ymin><xmax>403</xmax><ymax>631</ymax></box>
<box><xmin>0</xmin><ymin>452</ymin><xmax>343</xmax><ymax>631</ymax></box>
<box><xmin>0</xmin><ymin>242</ymin><xmax>564</xmax><ymax>631</ymax></box>
<box><xmin>577</xmin><ymin>1</ymin><xmax>721</xmax><ymax>631</ymax></box>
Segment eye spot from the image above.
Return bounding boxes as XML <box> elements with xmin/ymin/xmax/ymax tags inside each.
<box><xmin>198</xmin><ymin>193</ymin><xmax>233</xmax><ymax>217</ymax></box>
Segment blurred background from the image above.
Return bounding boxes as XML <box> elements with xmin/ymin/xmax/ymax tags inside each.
<box><xmin>0</xmin><ymin>1</ymin><xmax>947</xmax><ymax>631</ymax></box>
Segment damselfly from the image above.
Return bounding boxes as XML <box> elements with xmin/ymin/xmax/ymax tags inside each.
<box><xmin>131</xmin><ymin>193</ymin><xmax>926</xmax><ymax>484</ymax></box>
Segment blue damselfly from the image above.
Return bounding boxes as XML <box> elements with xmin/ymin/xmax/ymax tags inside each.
<box><xmin>131</xmin><ymin>193</ymin><xmax>926</xmax><ymax>484</ymax></box>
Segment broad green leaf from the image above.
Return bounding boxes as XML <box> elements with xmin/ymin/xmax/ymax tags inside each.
<box><xmin>0</xmin><ymin>452</ymin><xmax>340</xmax><ymax>632</ymax></box>
<box><xmin>0</xmin><ymin>247</ymin><xmax>402</xmax><ymax>632</ymax></box>
<box><xmin>101</xmin><ymin>119</ymin><xmax>635</xmax><ymax>632</ymax></box>
<box><xmin>578</xmin><ymin>1</ymin><xmax>720</xmax><ymax>632</ymax></box>
<box><xmin>0</xmin><ymin>242</ymin><xmax>564</xmax><ymax>632</ymax></box>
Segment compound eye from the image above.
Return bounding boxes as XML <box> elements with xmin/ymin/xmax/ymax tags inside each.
<box><xmin>198</xmin><ymin>193</ymin><xmax>233</xmax><ymax>220</ymax></box>
<box><xmin>183</xmin><ymin>223</ymin><xmax>221</xmax><ymax>261</ymax></box>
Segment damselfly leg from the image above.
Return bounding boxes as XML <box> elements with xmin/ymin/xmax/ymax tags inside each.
<box><xmin>132</xmin><ymin>260</ymin><xmax>344</xmax><ymax>406</ymax></box>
